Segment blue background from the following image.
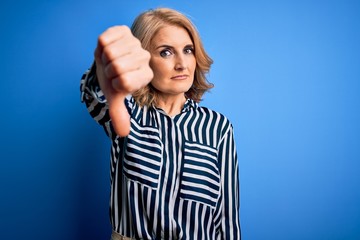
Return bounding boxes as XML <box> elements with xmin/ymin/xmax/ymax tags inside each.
<box><xmin>1</xmin><ymin>0</ymin><xmax>359</xmax><ymax>239</ymax></box>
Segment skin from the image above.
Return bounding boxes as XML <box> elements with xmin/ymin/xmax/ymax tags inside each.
<box><xmin>94</xmin><ymin>24</ymin><xmax>196</xmax><ymax>136</ymax></box>
<box><xmin>149</xmin><ymin>25</ymin><xmax>196</xmax><ymax>116</ymax></box>
<box><xmin>94</xmin><ymin>26</ymin><xmax>153</xmax><ymax>137</ymax></box>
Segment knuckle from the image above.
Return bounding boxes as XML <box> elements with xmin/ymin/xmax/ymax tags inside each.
<box><xmin>148</xmin><ymin>68</ymin><xmax>154</xmax><ymax>79</ymax></box>
<box><xmin>104</xmin><ymin>64</ymin><xmax>112</xmax><ymax>79</ymax></box>
<box><xmin>120</xmin><ymin>74</ymin><xmax>134</xmax><ymax>92</ymax></box>
<box><xmin>102</xmin><ymin>46</ymin><xmax>115</xmax><ymax>62</ymax></box>
<box><xmin>109</xmin><ymin>25</ymin><xmax>119</xmax><ymax>31</ymax></box>
<box><xmin>145</xmin><ymin>68</ymin><xmax>154</xmax><ymax>82</ymax></box>
<box><xmin>119</xmin><ymin>25</ymin><xmax>131</xmax><ymax>33</ymax></box>
<box><xmin>113</xmin><ymin>61</ymin><xmax>126</xmax><ymax>74</ymax></box>
<box><xmin>133</xmin><ymin>37</ymin><xmax>141</xmax><ymax>46</ymax></box>
<box><xmin>124</xmin><ymin>26</ymin><xmax>132</xmax><ymax>35</ymax></box>
<box><xmin>128</xmin><ymin>39</ymin><xmax>141</xmax><ymax>51</ymax></box>
<box><xmin>109</xmin><ymin>25</ymin><xmax>125</xmax><ymax>34</ymax></box>
<box><xmin>136</xmin><ymin>49</ymin><xmax>151</xmax><ymax>64</ymax></box>
<box><xmin>116</xmin><ymin>25</ymin><xmax>131</xmax><ymax>38</ymax></box>
<box><xmin>143</xmin><ymin>50</ymin><xmax>151</xmax><ymax>61</ymax></box>
<box><xmin>97</xmin><ymin>34</ymin><xmax>106</xmax><ymax>47</ymax></box>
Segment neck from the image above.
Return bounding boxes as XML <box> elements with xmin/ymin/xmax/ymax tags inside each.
<box><xmin>156</xmin><ymin>94</ymin><xmax>187</xmax><ymax>117</ymax></box>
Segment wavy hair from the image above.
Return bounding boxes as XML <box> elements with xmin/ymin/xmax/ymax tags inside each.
<box><xmin>131</xmin><ymin>8</ymin><xmax>213</xmax><ymax>107</ymax></box>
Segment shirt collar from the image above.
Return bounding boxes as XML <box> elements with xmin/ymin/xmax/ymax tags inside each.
<box><xmin>182</xmin><ymin>98</ymin><xmax>198</xmax><ymax>113</ymax></box>
<box><xmin>154</xmin><ymin>98</ymin><xmax>198</xmax><ymax>116</ymax></box>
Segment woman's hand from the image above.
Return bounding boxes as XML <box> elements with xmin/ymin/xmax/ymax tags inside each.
<box><xmin>94</xmin><ymin>26</ymin><xmax>153</xmax><ymax>137</ymax></box>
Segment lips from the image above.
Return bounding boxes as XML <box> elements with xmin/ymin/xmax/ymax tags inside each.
<box><xmin>171</xmin><ymin>74</ymin><xmax>189</xmax><ymax>80</ymax></box>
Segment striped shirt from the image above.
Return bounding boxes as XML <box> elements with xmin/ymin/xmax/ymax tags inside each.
<box><xmin>80</xmin><ymin>63</ymin><xmax>241</xmax><ymax>239</ymax></box>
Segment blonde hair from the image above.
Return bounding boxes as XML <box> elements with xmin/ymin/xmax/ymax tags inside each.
<box><xmin>131</xmin><ymin>8</ymin><xmax>213</xmax><ymax>107</ymax></box>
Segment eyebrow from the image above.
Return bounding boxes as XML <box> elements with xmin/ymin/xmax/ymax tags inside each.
<box><xmin>155</xmin><ymin>44</ymin><xmax>194</xmax><ymax>50</ymax></box>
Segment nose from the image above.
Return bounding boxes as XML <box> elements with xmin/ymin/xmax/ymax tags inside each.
<box><xmin>174</xmin><ymin>54</ymin><xmax>186</xmax><ymax>71</ymax></box>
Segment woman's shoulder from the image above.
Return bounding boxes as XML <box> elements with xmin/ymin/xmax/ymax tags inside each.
<box><xmin>197</xmin><ymin>105</ymin><xmax>234</xmax><ymax>129</ymax></box>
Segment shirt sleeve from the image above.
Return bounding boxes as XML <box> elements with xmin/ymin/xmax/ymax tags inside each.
<box><xmin>215</xmin><ymin>125</ymin><xmax>241</xmax><ymax>239</ymax></box>
<box><xmin>80</xmin><ymin>61</ymin><xmax>114</xmax><ymax>138</ymax></box>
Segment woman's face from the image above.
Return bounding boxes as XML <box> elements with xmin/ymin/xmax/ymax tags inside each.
<box><xmin>149</xmin><ymin>25</ymin><xmax>196</xmax><ymax>98</ymax></box>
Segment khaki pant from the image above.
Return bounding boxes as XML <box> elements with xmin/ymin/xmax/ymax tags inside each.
<box><xmin>111</xmin><ymin>231</ymin><xmax>134</xmax><ymax>240</ymax></box>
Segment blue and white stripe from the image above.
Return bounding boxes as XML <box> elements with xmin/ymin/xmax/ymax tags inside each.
<box><xmin>80</xmin><ymin>64</ymin><xmax>241</xmax><ymax>239</ymax></box>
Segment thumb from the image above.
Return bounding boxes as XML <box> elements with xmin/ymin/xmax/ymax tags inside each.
<box><xmin>108</xmin><ymin>94</ymin><xmax>130</xmax><ymax>137</ymax></box>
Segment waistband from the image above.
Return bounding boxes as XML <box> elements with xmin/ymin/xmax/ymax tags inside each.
<box><xmin>111</xmin><ymin>231</ymin><xmax>134</xmax><ymax>240</ymax></box>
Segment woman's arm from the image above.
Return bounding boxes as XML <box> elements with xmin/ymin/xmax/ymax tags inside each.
<box><xmin>94</xmin><ymin>26</ymin><xmax>153</xmax><ymax>137</ymax></box>
<box><xmin>215</xmin><ymin>125</ymin><xmax>241</xmax><ymax>239</ymax></box>
<box><xmin>80</xmin><ymin>25</ymin><xmax>153</xmax><ymax>137</ymax></box>
<box><xmin>80</xmin><ymin>62</ymin><xmax>114</xmax><ymax>137</ymax></box>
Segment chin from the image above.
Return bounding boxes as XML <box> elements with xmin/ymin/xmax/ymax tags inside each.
<box><xmin>153</xmin><ymin>81</ymin><xmax>193</xmax><ymax>96</ymax></box>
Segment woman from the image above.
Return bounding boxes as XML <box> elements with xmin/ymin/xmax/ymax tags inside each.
<box><xmin>80</xmin><ymin>8</ymin><xmax>241</xmax><ymax>240</ymax></box>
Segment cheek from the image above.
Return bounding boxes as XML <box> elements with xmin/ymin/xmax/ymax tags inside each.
<box><xmin>149</xmin><ymin>66</ymin><xmax>160</xmax><ymax>85</ymax></box>
<box><xmin>150</xmin><ymin>59</ymin><xmax>168</xmax><ymax>79</ymax></box>
<box><xmin>189</xmin><ymin>58</ymin><xmax>196</xmax><ymax>72</ymax></box>
<box><xmin>151</xmin><ymin>67</ymin><xmax>161</xmax><ymax>80</ymax></box>
<box><xmin>151</xmin><ymin>69</ymin><xmax>167</xmax><ymax>87</ymax></box>
<box><xmin>150</xmin><ymin>66</ymin><xmax>168</xmax><ymax>90</ymax></box>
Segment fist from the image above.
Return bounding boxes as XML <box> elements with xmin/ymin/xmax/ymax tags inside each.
<box><xmin>94</xmin><ymin>26</ymin><xmax>153</xmax><ymax>136</ymax></box>
<box><xmin>94</xmin><ymin>25</ymin><xmax>153</xmax><ymax>96</ymax></box>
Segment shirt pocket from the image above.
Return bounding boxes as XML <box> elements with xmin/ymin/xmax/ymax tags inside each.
<box><xmin>180</xmin><ymin>141</ymin><xmax>220</xmax><ymax>208</ymax></box>
<box><xmin>123</xmin><ymin>119</ymin><xmax>163</xmax><ymax>189</ymax></box>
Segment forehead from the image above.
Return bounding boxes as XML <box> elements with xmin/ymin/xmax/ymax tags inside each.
<box><xmin>151</xmin><ymin>25</ymin><xmax>193</xmax><ymax>47</ymax></box>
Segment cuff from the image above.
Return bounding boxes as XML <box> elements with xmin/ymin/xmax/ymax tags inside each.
<box><xmin>80</xmin><ymin>61</ymin><xmax>107</xmax><ymax>104</ymax></box>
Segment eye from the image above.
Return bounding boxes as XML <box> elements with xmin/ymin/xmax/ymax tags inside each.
<box><xmin>160</xmin><ymin>49</ymin><xmax>172</xmax><ymax>58</ymax></box>
<box><xmin>184</xmin><ymin>47</ymin><xmax>194</xmax><ymax>54</ymax></box>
